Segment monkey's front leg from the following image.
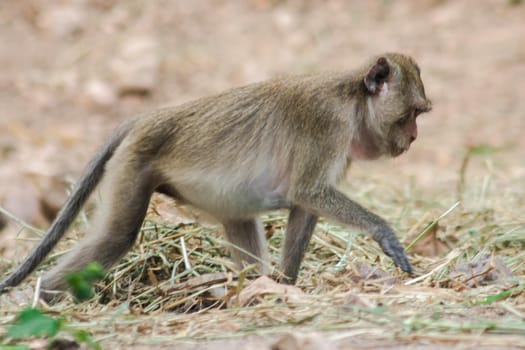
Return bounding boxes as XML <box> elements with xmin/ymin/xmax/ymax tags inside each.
<box><xmin>279</xmin><ymin>206</ymin><xmax>318</xmax><ymax>284</ymax></box>
<box><xmin>291</xmin><ymin>186</ymin><xmax>413</xmax><ymax>274</ymax></box>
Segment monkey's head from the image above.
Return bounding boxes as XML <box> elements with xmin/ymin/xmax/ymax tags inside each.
<box><xmin>355</xmin><ymin>53</ymin><xmax>432</xmax><ymax>159</ymax></box>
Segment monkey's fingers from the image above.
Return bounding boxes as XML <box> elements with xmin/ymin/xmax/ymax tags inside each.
<box><xmin>378</xmin><ymin>237</ymin><xmax>413</xmax><ymax>275</ymax></box>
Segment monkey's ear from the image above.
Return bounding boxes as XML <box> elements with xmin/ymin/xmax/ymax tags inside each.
<box><xmin>364</xmin><ymin>57</ymin><xmax>390</xmax><ymax>95</ymax></box>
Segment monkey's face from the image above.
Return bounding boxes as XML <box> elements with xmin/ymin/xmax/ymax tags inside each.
<box><xmin>386</xmin><ymin>106</ymin><xmax>427</xmax><ymax>157</ymax></box>
<box><xmin>364</xmin><ymin>54</ymin><xmax>432</xmax><ymax>158</ymax></box>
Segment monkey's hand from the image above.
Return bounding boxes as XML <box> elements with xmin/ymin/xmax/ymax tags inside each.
<box><xmin>375</xmin><ymin>228</ymin><xmax>413</xmax><ymax>275</ymax></box>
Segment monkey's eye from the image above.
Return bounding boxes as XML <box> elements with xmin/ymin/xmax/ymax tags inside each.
<box><xmin>395</xmin><ymin>114</ymin><xmax>410</xmax><ymax>126</ymax></box>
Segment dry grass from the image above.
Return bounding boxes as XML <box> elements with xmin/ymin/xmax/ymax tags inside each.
<box><xmin>0</xmin><ymin>1</ymin><xmax>524</xmax><ymax>348</ymax></box>
<box><xmin>1</xmin><ymin>152</ymin><xmax>524</xmax><ymax>349</ymax></box>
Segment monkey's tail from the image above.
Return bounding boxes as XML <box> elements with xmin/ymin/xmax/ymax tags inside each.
<box><xmin>0</xmin><ymin>122</ymin><xmax>133</xmax><ymax>294</ymax></box>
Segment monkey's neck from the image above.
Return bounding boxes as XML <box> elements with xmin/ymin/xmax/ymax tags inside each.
<box><xmin>348</xmin><ymin>96</ymin><xmax>382</xmax><ymax>160</ymax></box>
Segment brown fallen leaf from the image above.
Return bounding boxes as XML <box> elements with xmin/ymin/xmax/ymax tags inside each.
<box><xmin>349</xmin><ymin>263</ymin><xmax>400</xmax><ymax>285</ymax></box>
<box><xmin>234</xmin><ymin>276</ymin><xmax>304</xmax><ymax>307</ymax></box>
<box><xmin>449</xmin><ymin>253</ymin><xmax>514</xmax><ymax>289</ymax></box>
<box><xmin>150</xmin><ymin>193</ymin><xmax>218</xmax><ymax>227</ymax></box>
<box><xmin>149</xmin><ymin>193</ymin><xmax>196</xmax><ymax>226</ymax></box>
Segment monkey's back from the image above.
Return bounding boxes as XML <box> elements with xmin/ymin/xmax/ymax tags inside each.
<box><xmin>110</xmin><ymin>75</ymin><xmax>352</xmax><ymax>219</ymax></box>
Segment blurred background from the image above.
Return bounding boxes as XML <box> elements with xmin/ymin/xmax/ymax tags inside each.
<box><xmin>1</xmin><ymin>0</ymin><xmax>524</xmax><ymax>258</ymax></box>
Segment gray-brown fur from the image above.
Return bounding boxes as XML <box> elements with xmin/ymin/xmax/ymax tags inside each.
<box><xmin>280</xmin><ymin>206</ymin><xmax>318</xmax><ymax>284</ymax></box>
<box><xmin>0</xmin><ymin>53</ymin><xmax>431</xmax><ymax>299</ymax></box>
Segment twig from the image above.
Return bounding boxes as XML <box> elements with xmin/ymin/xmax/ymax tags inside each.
<box><xmin>180</xmin><ymin>236</ymin><xmax>192</xmax><ymax>271</ymax></box>
<box><xmin>0</xmin><ymin>206</ymin><xmax>45</xmax><ymax>236</ymax></box>
<box><xmin>32</xmin><ymin>276</ymin><xmax>42</xmax><ymax>308</ymax></box>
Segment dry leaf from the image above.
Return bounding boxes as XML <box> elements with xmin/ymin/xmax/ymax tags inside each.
<box><xmin>350</xmin><ymin>263</ymin><xmax>400</xmax><ymax>285</ymax></box>
<box><xmin>449</xmin><ymin>254</ymin><xmax>514</xmax><ymax>288</ymax></box>
<box><xmin>235</xmin><ymin>276</ymin><xmax>304</xmax><ymax>307</ymax></box>
<box><xmin>150</xmin><ymin>193</ymin><xmax>219</xmax><ymax>227</ymax></box>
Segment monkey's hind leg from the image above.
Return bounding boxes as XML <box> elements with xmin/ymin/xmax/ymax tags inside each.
<box><xmin>222</xmin><ymin>219</ymin><xmax>270</xmax><ymax>275</ymax></box>
<box><xmin>279</xmin><ymin>206</ymin><xmax>318</xmax><ymax>284</ymax></box>
<box><xmin>41</xmin><ymin>163</ymin><xmax>156</xmax><ymax>295</ymax></box>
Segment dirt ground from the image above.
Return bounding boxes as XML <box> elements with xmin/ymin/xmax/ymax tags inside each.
<box><xmin>1</xmin><ymin>1</ymin><xmax>525</xmax><ymax>349</ymax></box>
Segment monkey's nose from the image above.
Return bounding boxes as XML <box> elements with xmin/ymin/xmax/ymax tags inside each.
<box><xmin>409</xmin><ymin>135</ymin><xmax>416</xmax><ymax>143</ymax></box>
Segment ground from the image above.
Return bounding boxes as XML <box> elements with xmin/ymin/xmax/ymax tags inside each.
<box><xmin>1</xmin><ymin>1</ymin><xmax>525</xmax><ymax>349</ymax></box>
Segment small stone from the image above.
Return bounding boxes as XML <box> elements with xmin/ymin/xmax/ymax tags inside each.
<box><xmin>110</xmin><ymin>36</ymin><xmax>161</xmax><ymax>95</ymax></box>
<box><xmin>37</xmin><ymin>5</ymin><xmax>85</xmax><ymax>37</ymax></box>
<box><xmin>83</xmin><ymin>79</ymin><xmax>117</xmax><ymax>107</ymax></box>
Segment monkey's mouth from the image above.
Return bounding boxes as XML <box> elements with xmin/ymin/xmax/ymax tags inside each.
<box><xmin>391</xmin><ymin>144</ymin><xmax>409</xmax><ymax>157</ymax></box>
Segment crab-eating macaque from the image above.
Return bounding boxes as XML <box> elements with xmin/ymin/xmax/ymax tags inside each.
<box><xmin>0</xmin><ymin>53</ymin><xmax>431</xmax><ymax>300</ymax></box>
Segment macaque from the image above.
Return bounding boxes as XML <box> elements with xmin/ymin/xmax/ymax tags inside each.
<box><xmin>0</xmin><ymin>53</ymin><xmax>431</xmax><ymax>300</ymax></box>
